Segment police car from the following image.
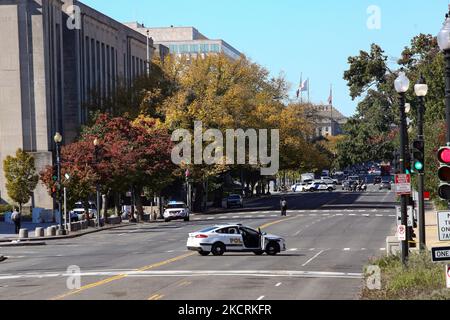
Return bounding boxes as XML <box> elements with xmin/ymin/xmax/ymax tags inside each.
<box><xmin>187</xmin><ymin>224</ymin><xmax>287</xmax><ymax>256</ymax></box>
<box><xmin>163</xmin><ymin>201</ymin><xmax>190</xmax><ymax>222</ymax></box>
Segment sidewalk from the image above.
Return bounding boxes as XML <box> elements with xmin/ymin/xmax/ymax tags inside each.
<box><xmin>0</xmin><ymin>221</ymin><xmax>136</xmax><ymax>245</ymax></box>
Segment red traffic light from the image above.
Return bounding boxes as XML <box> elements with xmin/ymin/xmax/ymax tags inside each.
<box><xmin>438</xmin><ymin>147</ymin><xmax>450</xmax><ymax>164</ymax></box>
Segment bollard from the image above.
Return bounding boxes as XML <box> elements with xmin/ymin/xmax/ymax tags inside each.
<box><xmin>46</xmin><ymin>226</ymin><xmax>56</xmax><ymax>237</ymax></box>
<box><xmin>34</xmin><ymin>227</ymin><xmax>44</xmax><ymax>238</ymax></box>
<box><xmin>19</xmin><ymin>228</ymin><xmax>29</xmax><ymax>239</ymax></box>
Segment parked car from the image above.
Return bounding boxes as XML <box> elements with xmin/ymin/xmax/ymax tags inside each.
<box><xmin>69</xmin><ymin>201</ymin><xmax>97</xmax><ymax>221</ymax></box>
<box><xmin>320</xmin><ymin>177</ymin><xmax>338</xmax><ymax>185</ymax></box>
<box><xmin>305</xmin><ymin>182</ymin><xmax>336</xmax><ymax>192</ymax></box>
<box><xmin>226</xmin><ymin>194</ymin><xmax>244</xmax><ymax>208</ymax></box>
<box><xmin>291</xmin><ymin>182</ymin><xmax>312</xmax><ymax>192</ymax></box>
<box><xmin>163</xmin><ymin>201</ymin><xmax>190</xmax><ymax>222</ymax></box>
<box><xmin>379</xmin><ymin>180</ymin><xmax>392</xmax><ymax>191</ymax></box>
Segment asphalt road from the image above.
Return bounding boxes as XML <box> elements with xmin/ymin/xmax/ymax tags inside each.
<box><xmin>0</xmin><ymin>186</ymin><xmax>396</xmax><ymax>300</ymax></box>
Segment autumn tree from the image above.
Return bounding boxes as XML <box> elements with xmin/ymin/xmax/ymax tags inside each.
<box><xmin>4</xmin><ymin>149</ymin><xmax>39</xmax><ymax>213</ymax></box>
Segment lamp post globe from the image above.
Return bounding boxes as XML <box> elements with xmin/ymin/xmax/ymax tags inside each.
<box><xmin>414</xmin><ymin>76</ymin><xmax>428</xmax><ymax>97</ymax></box>
<box><xmin>438</xmin><ymin>10</ymin><xmax>450</xmax><ymax>51</ymax></box>
<box><xmin>54</xmin><ymin>132</ymin><xmax>62</xmax><ymax>144</ymax></box>
<box><xmin>394</xmin><ymin>71</ymin><xmax>410</xmax><ymax>93</ymax></box>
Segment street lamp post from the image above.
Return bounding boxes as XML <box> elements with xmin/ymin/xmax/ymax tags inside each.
<box><xmin>414</xmin><ymin>75</ymin><xmax>428</xmax><ymax>251</ymax></box>
<box><xmin>394</xmin><ymin>70</ymin><xmax>410</xmax><ymax>265</ymax></box>
<box><xmin>54</xmin><ymin>132</ymin><xmax>66</xmax><ymax>235</ymax></box>
<box><xmin>438</xmin><ymin>6</ymin><xmax>450</xmax><ymax>145</ymax></box>
<box><xmin>93</xmin><ymin>138</ymin><xmax>101</xmax><ymax>228</ymax></box>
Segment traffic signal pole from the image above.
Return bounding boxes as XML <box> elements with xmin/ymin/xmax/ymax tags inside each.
<box><xmin>445</xmin><ymin>50</ymin><xmax>450</xmax><ymax>145</ymax></box>
<box><xmin>417</xmin><ymin>93</ymin><xmax>426</xmax><ymax>251</ymax></box>
<box><xmin>399</xmin><ymin>93</ymin><xmax>409</xmax><ymax>264</ymax></box>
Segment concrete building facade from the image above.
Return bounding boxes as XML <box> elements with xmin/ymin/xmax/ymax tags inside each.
<box><xmin>124</xmin><ymin>23</ymin><xmax>242</xmax><ymax>61</ymax></box>
<box><xmin>313</xmin><ymin>105</ymin><xmax>347</xmax><ymax>137</ymax></box>
<box><xmin>0</xmin><ymin>0</ymin><xmax>151</xmax><ymax>209</ymax></box>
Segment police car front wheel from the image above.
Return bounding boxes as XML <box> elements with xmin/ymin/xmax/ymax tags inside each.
<box><xmin>266</xmin><ymin>242</ymin><xmax>280</xmax><ymax>256</ymax></box>
<box><xmin>211</xmin><ymin>243</ymin><xmax>226</xmax><ymax>256</ymax></box>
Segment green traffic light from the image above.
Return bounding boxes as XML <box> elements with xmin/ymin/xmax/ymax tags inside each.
<box><xmin>414</xmin><ymin>161</ymin><xmax>423</xmax><ymax>171</ymax></box>
<box><xmin>405</xmin><ymin>169</ymin><xmax>410</xmax><ymax>174</ymax></box>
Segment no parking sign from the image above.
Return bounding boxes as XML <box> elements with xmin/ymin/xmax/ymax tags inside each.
<box><xmin>447</xmin><ymin>265</ymin><xmax>450</xmax><ymax>289</ymax></box>
<box><xmin>397</xmin><ymin>225</ymin><xmax>406</xmax><ymax>241</ymax></box>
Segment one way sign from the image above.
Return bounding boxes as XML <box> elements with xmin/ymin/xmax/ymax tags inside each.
<box><xmin>432</xmin><ymin>247</ymin><xmax>450</xmax><ymax>262</ymax></box>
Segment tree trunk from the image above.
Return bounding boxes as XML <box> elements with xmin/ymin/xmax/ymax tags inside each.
<box><xmin>135</xmin><ymin>185</ymin><xmax>144</xmax><ymax>222</ymax></box>
<box><xmin>102</xmin><ymin>194</ymin><xmax>107</xmax><ymax>219</ymax></box>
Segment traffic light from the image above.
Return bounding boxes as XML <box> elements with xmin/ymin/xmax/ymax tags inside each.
<box><xmin>411</xmin><ymin>139</ymin><xmax>425</xmax><ymax>174</ymax></box>
<box><xmin>437</xmin><ymin>146</ymin><xmax>450</xmax><ymax>200</ymax></box>
<box><xmin>405</xmin><ymin>150</ymin><xmax>412</xmax><ymax>174</ymax></box>
<box><xmin>52</xmin><ymin>165</ymin><xmax>58</xmax><ymax>182</ymax></box>
<box><xmin>392</xmin><ymin>151</ymin><xmax>400</xmax><ymax>174</ymax></box>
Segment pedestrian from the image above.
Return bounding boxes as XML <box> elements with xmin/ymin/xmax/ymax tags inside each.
<box><xmin>280</xmin><ymin>198</ymin><xmax>288</xmax><ymax>217</ymax></box>
<box><xmin>11</xmin><ymin>207</ymin><xmax>21</xmax><ymax>234</ymax></box>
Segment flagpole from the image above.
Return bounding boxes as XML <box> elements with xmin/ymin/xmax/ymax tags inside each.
<box><xmin>308</xmin><ymin>78</ymin><xmax>310</xmax><ymax>103</ymax></box>
<box><xmin>300</xmin><ymin>73</ymin><xmax>303</xmax><ymax>103</ymax></box>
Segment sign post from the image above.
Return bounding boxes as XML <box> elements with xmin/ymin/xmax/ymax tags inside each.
<box><xmin>395</xmin><ymin>174</ymin><xmax>412</xmax><ymax>196</ymax></box>
<box><xmin>437</xmin><ymin>211</ymin><xmax>450</xmax><ymax>241</ymax></box>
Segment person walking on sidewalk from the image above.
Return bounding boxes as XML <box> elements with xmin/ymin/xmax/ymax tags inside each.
<box><xmin>11</xmin><ymin>207</ymin><xmax>21</xmax><ymax>234</ymax></box>
<box><xmin>280</xmin><ymin>198</ymin><xmax>288</xmax><ymax>217</ymax></box>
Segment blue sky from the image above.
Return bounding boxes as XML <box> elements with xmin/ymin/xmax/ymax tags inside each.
<box><xmin>83</xmin><ymin>0</ymin><xmax>448</xmax><ymax>117</ymax></box>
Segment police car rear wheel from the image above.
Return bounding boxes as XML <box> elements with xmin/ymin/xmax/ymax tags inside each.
<box><xmin>266</xmin><ymin>242</ymin><xmax>280</xmax><ymax>256</ymax></box>
<box><xmin>211</xmin><ymin>243</ymin><xmax>226</xmax><ymax>256</ymax></box>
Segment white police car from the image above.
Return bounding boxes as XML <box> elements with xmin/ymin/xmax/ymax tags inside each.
<box><xmin>163</xmin><ymin>201</ymin><xmax>190</xmax><ymax>222</ymax></box>
<box><xmin>187</xmin><ymin>224</ymin><xmax>287</xmax><ymax>256</ymax></box>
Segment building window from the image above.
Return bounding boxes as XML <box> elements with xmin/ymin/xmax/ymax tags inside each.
<box><xmin>190</xmin><ymin>44</ymin><xmax>199</xmax><ymax>52</ymax></box>
<box><xmin>200</xmin><ymin>44</ymin><xmax>209</xmax><ymax>53</ymax></box>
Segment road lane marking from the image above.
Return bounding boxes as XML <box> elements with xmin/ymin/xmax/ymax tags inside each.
<box><xmin>343</xmin><ymin>248</ymin><xmax>351</xmax><ymax>251</ymax></box>
<box><xmin>52</xmin><ymin>216</ymin><xmax>299</xmax><ymax>300</ymax></box>
<box><xmin>51</xmin><ymin>252</ymin><xmax>196</xmax><ymax>300</ymax></box>
<box><xmin>302</xmin><ymin>250</ymin><xmax>325</xmax><ymax>267</ymax></box>
<box><xmin>275</xmin><ymin>282</ymin><xmax>282</xmax><ymax>287</ymax></box>
<box><xmin>258</xmin><ymin>216</ymin><xmax>298</xmax><ymax>230</ymax></box>
<box><xmin>148</xmin><ymin>294</ymin><xmax>164</xmax><ymax>300</ymax></box>
<box><xmin>257</xmin><ymin>296</ymin><xmax>265</xmax><ymax>301</ymax></box>
<box><xmin>0</xmin><ymin>270</ymin><xmax>364</xmax><ymax>280</ymax></box>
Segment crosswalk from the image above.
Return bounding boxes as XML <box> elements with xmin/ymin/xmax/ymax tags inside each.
<box><xmin>191</xmin><ymin>210</ymin><xmax>396</xmax><ymax>222</ymax></box>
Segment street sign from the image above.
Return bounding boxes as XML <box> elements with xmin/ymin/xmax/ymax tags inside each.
<box><xmin>431</xmin><ymin>247</ymin><xmax>450</xmax><ymax>262</ymax></box>
<box><xmin>437</xmin><ymin>211</ymin><xmax>450</xmax><ymax>241</ymax></box>
<box><xmin>395</xmin><ymin>174</ymin><xmax>411</xmax><ymax>196</ymax></box>
<box><xmin>396</xmin><ymin>206</ymin><xmax>414</xmax><ymax>227</ymax></box>
<box><xmin>447</xmin><ymin>265</ymin><xmax>450</xmax><ymax>289</ymax></box>
<box><xmin>397</xmin><ymin>225</ymin><xmax>406</xmax><ymax>241</ymax></box>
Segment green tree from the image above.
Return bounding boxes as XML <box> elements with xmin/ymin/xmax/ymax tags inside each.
<box><xmin>3</xmin><ymin>149</ymin><xmax>39</xmax><ymax>213</ymax></box>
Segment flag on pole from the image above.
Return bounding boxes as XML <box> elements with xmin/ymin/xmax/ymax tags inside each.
<box><xmin>328</xmin><ymin>85</ymin><xmax>333</xmax><ymax>106</ymax></box>
<box><xmin>300</xmin><ymin>79</ymin><xmax>309</xmax><ymax>92</ymax></box>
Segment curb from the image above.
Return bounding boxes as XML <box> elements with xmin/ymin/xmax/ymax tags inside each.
<box><xmin>0</xmin><ymin>222</ymin><xmax>137</xmax><ymax>243</ymax></box>
<box><xmin>0</xmin><ymin>241</ymin><xmax>46</xmax><ymax>247</ymax></box>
